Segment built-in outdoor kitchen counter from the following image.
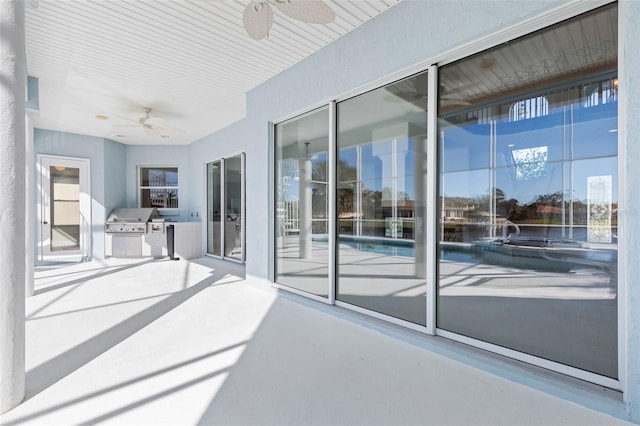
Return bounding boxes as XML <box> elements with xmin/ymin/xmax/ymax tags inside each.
<box><xmin>162</xmin><ymin>217</ymin><xmax>202</xmax><ymax>260</ymax></box>
<box><xmin>105</xmin><ymin>208</ymin><xmax>202</xmax><ymax>260</ymax></box>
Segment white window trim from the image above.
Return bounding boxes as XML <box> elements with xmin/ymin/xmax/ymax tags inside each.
<box><xmin>137</xmin><ymin>165</ymin><xmax>180</xmax><ymax>213</ymax></box>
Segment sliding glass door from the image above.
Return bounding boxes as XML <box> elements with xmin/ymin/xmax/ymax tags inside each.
<box><xmin>437</xmin><ymin>4</ymin><xmax>618</xmax><ymax>379</ymax></box>
<box><xmin>274</xmin><ymin>107</ymin><xmax>330</xmax><ymax>298</ymax></box>
<box><xmin>336</xmin><ymin>72</ymin><xmax>428</xmax><ymax>325</ymax></box>
<box><xmin>271</xmin><ymin>2</ymin><xmax>618</xmax><ymax>387</ymax></box>
<box><xmin>207</xmin><ymin>154</ymin><xmax>245</xmax><ymax>262</ymax></box>
<box><xmin>225</xmin><ymin>156</ymin><xmax>244</xmax><ymax>260</ymax></box>
<box><xmin>207</xmin><ymin>160</ymin><xmax>222</xmax><ymax>257</ymax></box>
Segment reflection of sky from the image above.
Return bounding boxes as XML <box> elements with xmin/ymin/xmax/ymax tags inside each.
<box><xmin>440</xmin><ymin>102</ymin><xmax>618</xmax><ymax>205</ymax></box>
<box><xmin>283</xmin><ymin>179</ymin><xmax>299</xmax><ymax>202</ymax></box>
<box><xmin>280</xmin><ymin>102</ymin><xmax>618</xmax><ymax>207</ymax></box>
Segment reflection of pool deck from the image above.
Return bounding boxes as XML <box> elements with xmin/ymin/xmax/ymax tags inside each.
<box><xmin>276</xmin><ymin>237</ymin><xmax>426</xmax><ymax>324</ymax></box>
<box><xmin>277</xmin><ymin>236</ymin><xmax>618</xmax><ymax>378</ymax></box>
<box><xmin>277</xmin><ymin>237</ymin><xmax>616</xmax><ymax>300</ymax></box>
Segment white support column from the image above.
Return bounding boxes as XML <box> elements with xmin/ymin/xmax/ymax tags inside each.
<box><xmin>298</xmin><ymin>142</ymin><xmax>312</xmax><ymax>259</ymax></box>
<box><xmin>0</xmin><ymin>0</ymin><xmax>27</xmax><ymax>414</ymax></box>
<box><xmin>619</xmin><ymin>0</ymin><xmax>640</xmax><ymax>422</ymax></box>
<box><xmin>25</xmin><ymin>113</ymin><xmax>34</xmax><ymax>297</ymax></box>
<box><xmin>413</xmin><ymin>135</ymin><xmax>427</xmax><ymax>280</ymax></box>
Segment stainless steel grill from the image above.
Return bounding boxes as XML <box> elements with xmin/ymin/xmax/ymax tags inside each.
<box><xmin>106</xmin><ymin>208</ymin><xmax>158</xmax><ymax>234</ymax></box>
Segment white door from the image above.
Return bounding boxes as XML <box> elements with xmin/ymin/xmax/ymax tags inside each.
<box><xmin>38</xmin><ymin>155</ymin><xmax>91</xmax><ymax>262</ymax></box>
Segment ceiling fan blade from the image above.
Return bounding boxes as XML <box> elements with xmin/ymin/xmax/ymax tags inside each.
<box><xmin>110</xmin><ymin>112</ymin><xmax>140</xmax><ymax>124</ymax></box>
<box><xmin>147</xmin><ymin>125</ymin><xmax>185</xmax><ymax>138</ymax></box>
<box><xmin>112</xmin><ymin>124</ymin><xmax>142</xmax><ymax>128</ymax></box>
<box><xmin>146</xmin><ymin>127</ymin><xmax>164</xmax><ymax>137</ymax></box>
<box><xmin>243</xmin><ymin>2</ymin><xmax>273</xmax><ymax>40</ymax></box>
<box><xmin>274</xmin><ymin>0</ymin><xmax>335</xmax><ymax>25</ymax></box>
<box><xmin>146</xmin><ymin>117</ymin><xmax>166</xmax><ymax>128</ymax></box>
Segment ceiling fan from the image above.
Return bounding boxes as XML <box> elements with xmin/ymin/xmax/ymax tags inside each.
<box><xmin>113</xmin><ymin>108</ymin><xmax>181</xmax><ymax>137</ymax></box>
<box><xmin>242</xmin><ymin>0</ymin><xmax>335</xmax><ymax>40</ymax></box>
<box><xmin>384</xmin><ymin>73</ymin><xmax>472</xmax><ymax>109</ymax></box>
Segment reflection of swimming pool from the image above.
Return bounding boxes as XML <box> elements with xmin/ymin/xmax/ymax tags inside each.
<box><xmin>341</xmin><ymin>241</ymin><xmax>414</xmax><ymax>257</ymax></box>
<box><xmin>326</xmin><ymin>236</ymin><xmax>415</xmax><ymax>258</ymax></box>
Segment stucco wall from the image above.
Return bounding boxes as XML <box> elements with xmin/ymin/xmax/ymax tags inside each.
<box><xmin>104</xmin><ymin>138</ymin><xmax>127</xmax><ymax>216</ymax></box>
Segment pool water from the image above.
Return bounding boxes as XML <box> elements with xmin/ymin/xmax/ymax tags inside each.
<box><xmin>340</xmin><ymin>239</ymin><xmax>415</xmax><ymax>257</ymax></box>
<box><xmin>319</xmin><ymin>237</ymin><xmax>485</xmax><ymax>261</ymax></box>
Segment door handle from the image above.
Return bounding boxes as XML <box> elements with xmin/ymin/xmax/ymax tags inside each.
<box><xmin>43</xmin><ymin>221</ymin><xmax>48</xmax><ymax>224</ymax></box>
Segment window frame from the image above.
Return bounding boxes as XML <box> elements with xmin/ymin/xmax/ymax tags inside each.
<box><xmin>138</xmin><ymin>165</ymin><xmax>180</xmax><ymax>212</ymax></box>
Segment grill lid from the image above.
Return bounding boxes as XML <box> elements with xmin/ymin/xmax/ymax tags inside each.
<box><xmin>106</xmin><ymin>208</ymin><xmax>158</xmax><ymax>224</ymax></box>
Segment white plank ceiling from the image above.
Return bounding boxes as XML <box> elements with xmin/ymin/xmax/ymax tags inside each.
<box><xmin>26</xmin><ymin>0</ymin><xmax>400</xmax><ymax>145</ymax></box>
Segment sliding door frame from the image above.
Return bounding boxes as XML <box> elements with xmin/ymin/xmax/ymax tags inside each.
<box><xmin>205</xmin><ymin>151</ymin><xmax>246</xmax><ymax>264</ymax></box>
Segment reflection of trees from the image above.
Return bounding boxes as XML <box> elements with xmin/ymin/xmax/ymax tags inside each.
<box><xmin>443</xmin><ymin>187</ymin><xmax>617</xmax><ymax>228</ymax></box>
<box><xmin>318</xmin><ymin>159</ymin><xmax>355</xmax><ymax>217</ymax></box>
<box><xmin>314</xmin><ymin>158</ymin><xmax>357</xmax><ymax>182</ymax></box>
<box><xmin>466</xmin><ymin>188</ymin><xmax>567</xmax><ymax>223</ymax></box>
<box><xmin>363</xmin><ymin>188</ymin><xmax>382</xmax><ymax>218</ymax></box>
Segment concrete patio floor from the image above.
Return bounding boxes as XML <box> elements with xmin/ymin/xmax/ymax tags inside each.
<box><xmin>0</xmin><ymin>257</ymin><xmax>631</xmax><ymax>425</ymax></box>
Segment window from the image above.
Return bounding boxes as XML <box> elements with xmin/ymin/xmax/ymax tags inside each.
<box><xmin>139</xmin><ymin>167</ymin><xmax>179</xmax><ymax>208</ymax></box>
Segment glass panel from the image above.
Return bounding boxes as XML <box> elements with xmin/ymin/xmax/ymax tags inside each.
<box><xmin>140</xmin><ymin>188</ymin><xmax>178</xmax><ymax>208</ymax></box>
<box><xmin>50</xmin><ymin>166</ymin><xmax>80</xmax><ymax>251</ymax></box>
<box><xmin>140</xmin><ymin>167</ymin><xmax>178</xmax><ymax>187</ymax></box>
<box><xmin>337</xmin><ymin>71</ymin><xmax>428</xmax><ymax>325</ymax></box>
<box><xmin>140</xmin><ymin>167</ymin><xmax>179</xmax><ymax>208</ymax></box>
<box><xmin>437</xmin><ymin>4</ymin><xmax>618</xmax><ymax>378</ymax></box>
<box><xmin>225</xmin><ymin>156</ymin><xmax>243</xmax><ymax>260</ymax></box>
<box><xmin>275</xmin><ymin>107</ymin><xmax>330</xmax><ymax>298</ymax></box>
<box><xmin>207</xmin><ymin>161</ymin><xmax>222</xmax><ymax>256</ymax></box>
